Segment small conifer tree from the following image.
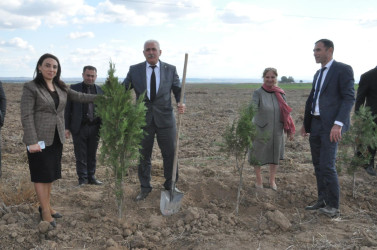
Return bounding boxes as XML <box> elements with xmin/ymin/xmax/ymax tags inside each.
<box><xmin>337</xmin><ymin>106</ymin><xmax>377</xmax><ymax>197</ymax></box>
<box><xmin>221</xmin><ymin>104</ymin><xmax>257</xmax><ymax>214</ymax></box>
<box><xmin>95</xmin><ymin>61</ymin><xmax>146</xmax><ymax>218</ymax></box>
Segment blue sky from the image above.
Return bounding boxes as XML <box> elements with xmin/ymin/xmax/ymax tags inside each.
<box><xmin>1</xmin><ymin>0</ymin><xmax>376</xmax><ymax>82</ymax></box>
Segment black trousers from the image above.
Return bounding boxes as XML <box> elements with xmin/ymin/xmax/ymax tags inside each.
<box><xmin>72</xmin><ymin>123</ymin><xmax>100</xmax><ymax>183</ymax></box>
<box><xmin>139</xmin><ymin>119</ymin><xmax>178</xmax><ymax>191</ymax></box>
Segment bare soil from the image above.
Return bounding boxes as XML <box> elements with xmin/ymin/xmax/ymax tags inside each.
<box><xmin>0</xmin><ymin>83</ymin><xmax>377</xmax><ymax>249</ymax></box>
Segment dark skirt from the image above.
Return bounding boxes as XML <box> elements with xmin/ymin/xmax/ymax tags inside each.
<box><xmin>27</xmin><ymin>128</ymin><xmax>63</xmax><ymax>183</ymax></box>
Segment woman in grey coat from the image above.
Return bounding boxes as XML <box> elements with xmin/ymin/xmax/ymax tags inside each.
<box><xmin>249</xmin><ymin>68</ymin><xmax>295</xmax><ymax>190</ymax></box>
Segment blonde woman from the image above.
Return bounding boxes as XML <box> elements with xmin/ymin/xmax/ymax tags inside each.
<box><xmin>249</xmin><ymin>68</ymin><xmax>295</xmax><ymax>190</ymax></box>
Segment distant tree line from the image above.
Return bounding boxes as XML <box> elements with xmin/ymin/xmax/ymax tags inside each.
<box><xmin>280</xmin><ymin>76</ymin><xmax>295</xmax><ymax>83</ymax></box>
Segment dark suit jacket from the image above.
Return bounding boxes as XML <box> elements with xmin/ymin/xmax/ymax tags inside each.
<box><xmin>0</xmin><ymin>81</ymin><xmax>6</xmax><ymax>127</ymax></box>
<box><xmin>304</xmin><ymin>60</ymin><xmax>355</xmax><ymax>133</ymax></box>
<box><xmin>21</xmin><ymin>81</ymin><xmax>97</xmax><ymax>147</ymax></box>
<box><xmin>122</xmin><ymin>60</ymin><xmax>181</xmax><ymax>128</ymax></box>
<box><xmin>65</xmin><ymin>82</ymin><xmax>103</xmax><ymax>134</ymax></box>
<box><xmin>355</xmin><ymin>67</ymin><xmax>377</xmax><ymax>122</ymax></box>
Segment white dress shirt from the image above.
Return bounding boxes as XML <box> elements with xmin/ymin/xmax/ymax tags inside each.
<box><xmin>313</xmin><ymin>59</ymin><xmax>343</xmax><ymax>127</ymax></box>
<box><xmin>146</xmin><ymin>61</ymin><xmax>160</xmax><ymax>100</ymax></box>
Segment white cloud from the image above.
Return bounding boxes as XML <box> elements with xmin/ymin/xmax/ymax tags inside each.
<box><xmin>0</xmin><ymin>0</ymin><xmax>95</xmax><ymax>29</ymax></box>
<box><xmin>0</xmin><ymin>37</ymin><xmax>35</xmax><ymax>52</ymax></box>
<box><xmin>69</xmin><ymin>32</ymin><xmax>95</xmax><ymax>39</ymax></box>
<box><xmin>219</xmin><ymin>2</ymin><xmax>282</xmax><ymax>24</ymax></box>
<box><xmin>0</xmin><ymin>9</ymin><xmax>41</xmax><ymax>30</ymax></box>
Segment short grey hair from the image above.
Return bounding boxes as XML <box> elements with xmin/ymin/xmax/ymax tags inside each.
<box><xmin>144</xmin><ymin>39</ymin><xmax>160</xmax><ymax>50</ymax></box>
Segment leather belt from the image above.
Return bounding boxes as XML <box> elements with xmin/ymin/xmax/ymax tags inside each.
<box><xmin>312</xmin><ymin>115</ymin><xmax>321</xmax><ymax>120</ymax></box>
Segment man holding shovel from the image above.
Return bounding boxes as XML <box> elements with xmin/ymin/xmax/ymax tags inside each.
<box><xmin>123</xmin><ymin>39</ymin><xmax>186</xmax><ymax>201</ymax></box>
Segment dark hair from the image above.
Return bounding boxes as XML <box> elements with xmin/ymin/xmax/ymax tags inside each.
<box><xmin>315</xmin><ymin>39</ymin><xmax>334</xmax><ymax>50</ymax></box>
<box><xmin>33</xmin><ymin>53</ymin><xmax>67</xmax><ymax>91</ymax></box>
<box><xmin>83</xmin><ymin>65</ymin><xmax>97</xmax><ymax>73</ymax></box>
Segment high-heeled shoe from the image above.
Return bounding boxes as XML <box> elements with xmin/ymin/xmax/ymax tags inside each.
<box><xmin>38</xmin><ymin>207</ymin><xmax>57</xmax><ymax>227</ymax></box>
<box><xmin>38</xmin><ymin>206</ymin><xmax>42</xmax><ymax>220</ymax></box>
<box><xmin>52</xmin><ymin>212</ymin><xmax>63</xmax><ymax>218</ymax></box>
<box><xmin>49</xmin><ymin>220</ymin><xmax>57</xmax><ymax>228</ymax></box>
<box><xmin>39</xmin><ymin>206</ymin><xmax>63</xmax><ymax>218</ymax></box>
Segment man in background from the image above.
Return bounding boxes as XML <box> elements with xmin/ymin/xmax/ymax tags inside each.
<box><xmin>65</xmin><ymin>66</ymin><xmax>103</xmax><ymax>186</ymax></box>
<box><xmin>355</xmin><ymin>66</ymin><xmax>377</xmax><ymax>176</ymax></box>
<box><xmin>0</xmin><ymin>81</ymin><xmax>6</xmax><ymax>177</ymax></box>
<box><xmin>301</xmin><ymin>39</ymin><xmax>355</xmax><ymax>217</ymax></box>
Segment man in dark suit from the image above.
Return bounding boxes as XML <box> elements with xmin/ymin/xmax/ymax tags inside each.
<box><xmin>301</xmin><ymin>39</ymin><xmax>355</xmax><ymax>217</ymax></box>
<box><xmin>355</xmin><ymin>66</ymin><xmax>377</xmax><ymax>176</ymax></box>
<box><xmin>65</xmin><ymin>66</ymin><xmax>104</xmax><ymax>186</ymax></box>
<box><xmin>122</xmin><ymin>39</ymin><xmax>186</xmax><ymax>201</ymax></box>
<box><xmin>0</xmin><ymin>81</ymin><xmax>6</xmax><ymax>178</ymax></box>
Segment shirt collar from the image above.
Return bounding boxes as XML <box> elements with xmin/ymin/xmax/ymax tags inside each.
<box><xmin>323</xmin><ymin>59</ymin><xmax>334</xmax><ymax>70</ymax></box>
<box><xmin>146</xmin><ymin>61</ymin><xmax>160</xmax><ymax>69</ymax></box>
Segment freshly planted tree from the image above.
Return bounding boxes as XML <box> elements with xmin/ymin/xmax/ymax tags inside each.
<box><xmin>95</xmin><ymin>61</ymin><xmax>146</xmax><ymax>218</ymax></box>
<box><xmin>221</xmin><ymin>104</ymin><xmax>257</xmax><ymax>214</ymax></box>
<box><xmin>337</xmin><ymin>106</ymin><xmax>377</xmax><ymax>198</ymax></box>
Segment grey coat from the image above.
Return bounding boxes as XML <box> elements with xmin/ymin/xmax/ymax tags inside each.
<box><xmin>249</xmin><ymin>87</ymin><xmax>285</xmax><ymax>165</ymax></box>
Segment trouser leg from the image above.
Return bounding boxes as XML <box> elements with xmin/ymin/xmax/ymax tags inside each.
<box><xmin>72</xmin><ymin>125</ymin><xmax>89</xmax><ymax>183</ymax></box>
<box><xmin>156</xmin><ymin>125</ymin><xmax>177</xmax><ymax>190</ymax></box>
<box><xmin>87</xmin><ymin>124</ymin><xmax>100</xmax><ymax>181</ymax></box>
<box><xmin>138</xmin><ymin>123</ymin><xmax>156</xmax><ymax>192</ymax></box>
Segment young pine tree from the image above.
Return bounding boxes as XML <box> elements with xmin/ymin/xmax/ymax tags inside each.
<box><xmin>337</xmin><ymin>106</ymin><xmax>377</xmax><ymax>198</ymax></box>
<box><xmin>221</xmin><ymin>104</ymin><xmax>257</xmax><ymax>214</ymax></box>
<box><xmin>95</xmin><ymin>61</ymin><xmax>146</xmax><ymax>218</ymax></box>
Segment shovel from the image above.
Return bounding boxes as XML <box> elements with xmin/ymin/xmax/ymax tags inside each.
<box><xmin>160</xmin><ymin>53</ymin><xmax>188</xmax><ymax>216</ymax></box>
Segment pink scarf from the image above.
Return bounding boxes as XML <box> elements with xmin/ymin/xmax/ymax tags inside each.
<box><xmin>262</xmin><ymin>83</ymin><xmax>296</xmax><ymax>135</ymax></box>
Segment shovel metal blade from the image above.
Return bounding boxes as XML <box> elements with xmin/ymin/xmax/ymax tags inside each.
<box><xmin>160</xmin><ymin>190</ymin><xmax>184</xmax><ymax>216</ymax></box>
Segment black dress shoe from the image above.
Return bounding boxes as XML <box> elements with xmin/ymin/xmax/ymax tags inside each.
<box><xmin>305</xmin><ymin>200</ymin><xmax>326</xmax><ymax>210</ymax></box>
<box><xmin>88</xmin><ymin>178</ymin><xmax>103</xmax><ymax>185</ymax></box>
<box><xmin>318</xmin><ymin>205</ymin><xmax>340</xmax><ymax>217</ymax></box>
<box><xmin>78</xmin><ymin>179</ymin><xmax>88</xmax><ymax>187</ymax></box>
<box><xmin>135</xmin><ymin>190</ymin><xmax>151</xmax><ymax>201</ymax></box>
<box><xmin>365</xmin><ymin>165</ymin><xmax>377</xmax><ymax>176</ymax></box>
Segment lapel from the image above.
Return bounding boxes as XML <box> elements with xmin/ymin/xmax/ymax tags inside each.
<box><xmin>38</xmin><ymin>84</ymin><xmax>58</xmax><ymax>114</ymax></box>
<box><xmin>158</xmin><ymin>61</ymin><xmax>166</xmax><ymax>97</ymax></box>
<box><xmin>78</xmin><ymin>82</ymin><xmax>83</xmax><ymax>92</ymax></box>
<box><xmin>320</xmin><ymin>60</ymin><xmax>337</xmax><ymax>95</ymax></box>
<box><xmin>140</xmin><ymin>62</ymin><xmax>147</xmax><ymax>92</ymax></box>
<box><xmin>55</xmin><ymin>84</ymin><xmax>65</xmax><ymax>113</ymax></box>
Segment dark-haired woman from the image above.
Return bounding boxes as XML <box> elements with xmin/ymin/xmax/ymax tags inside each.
<box><xmin>21</xmin><ymin>53</ymin><xmax>97</xmax><ymax>227</ymax></box>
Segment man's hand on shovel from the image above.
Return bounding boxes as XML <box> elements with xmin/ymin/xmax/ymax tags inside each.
<box><xmin>178</xmin><ymin>103</ymin><xmax>186</xmax><ymax>114</ymax></box>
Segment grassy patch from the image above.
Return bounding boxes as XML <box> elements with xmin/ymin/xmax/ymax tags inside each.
<box><xmin>188</xmin><ymin>82</ymin><xmax>359</xmax><ymax>91</ymax></box>
<box><xmin>0</xmin><ymin>178</ymin><xmax>37</xmax><ymax>206</ymax></box>
<box><xmin>188</xmin><ymin>83</ymin><xmax>313</xmax><ymax>90</ymax></box>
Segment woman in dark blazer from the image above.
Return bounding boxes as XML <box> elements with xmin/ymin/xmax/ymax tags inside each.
<box><xmin>21</xmin><ymin>53</ymin><xmax>97</xmax><ymax>227</ymax></box>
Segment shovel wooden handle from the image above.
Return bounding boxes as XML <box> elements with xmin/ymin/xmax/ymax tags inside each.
<box><xmin>171</xmin><ymin>53</ymin><xmax>188</xmax><ymax>187</ymax></box>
